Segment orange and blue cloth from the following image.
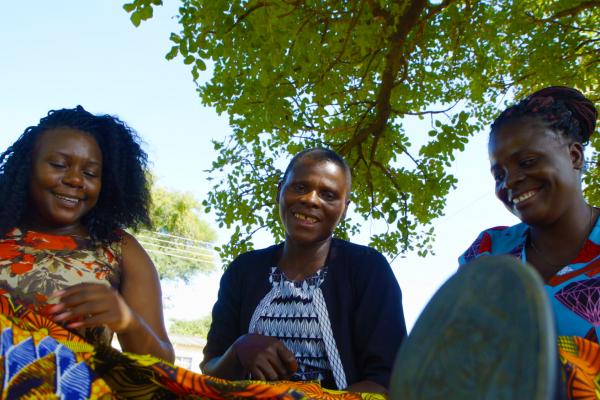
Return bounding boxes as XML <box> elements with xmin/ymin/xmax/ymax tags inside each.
<box><xmin>0</xmin><ymin>294</ymin><xmax>384</xmax><ymax>399</ymax></box>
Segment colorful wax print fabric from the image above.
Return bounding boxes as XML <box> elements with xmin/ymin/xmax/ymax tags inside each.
<box><xmin>558</xmin><ymin>336</ymin><xmax>600</xmax><ymax>400</ymax></box>
<box><xmin>0</xmin><ymin>294</ymin><xmax>384</xmax><ymax>399</ymax></box>
<box><xmin>0</xmin><ymin>228</ymin><xmax>122</xmax><ymax>347</ymax></box>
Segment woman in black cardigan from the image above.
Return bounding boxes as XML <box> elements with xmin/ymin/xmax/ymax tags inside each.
<box><xmin>201</xmin><ymin>148</ymin><xmax>407</xmax><ymax>394</ymax></box>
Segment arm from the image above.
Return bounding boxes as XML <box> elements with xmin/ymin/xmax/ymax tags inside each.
<box><xmin>115</xmin><ymin>232</ymin><xmax>174</xmax><ymax>361</ymax></box>
<box><xmin>52</xmin><ymin>232</ymin><xmax>174</xmax><ymax>361</ymax></box>
<box><xmin>201</xmin><ymin>252</ymin><xmax>296</xmax><ymax>380</ymax></box>
<box><xmin>202</xmin><ymin>343</ymin><xmax>244</xmax><ymax>379</ymax></box>
<box><xmin>203</xmin><ymin>334</ymin><xmax>297</xmax><ymax>381</ymax></box>
<box><xmin>350</xmin><ymin>249</ymin><xmax>407</xmax><ymax>392</ymax></box>
<box><xmin>200</xmin><ymin>257</ymin><xmax>245</xmax><ymax>378</ymax></box>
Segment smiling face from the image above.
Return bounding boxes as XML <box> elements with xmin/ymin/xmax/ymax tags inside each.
<box><xmin>277</xmin><ymin>157</ymin><xmax>350</xmax><ymax>246</ymax></box>
<box><xmin>27</xmin><ymin>127</ymin><xmax>103</xmax><ymax>235</ymax></box>
<box><xmin>489</xmin><ymin>117</ymin><xmax>584</xmax><ymax>227</ymax></box>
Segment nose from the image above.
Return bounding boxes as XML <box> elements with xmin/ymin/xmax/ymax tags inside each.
<box><xmin>299</xmin><ymin>190</ymin><xmax>319</xmax><ymax>206</ymax></box>
<box><xmin>503</xmin><ymin>168</ymin><xmax>525</xmax><ymax>190</ymax></box>
<box><xmin>496</xmin><ymin>168</ymin><xmax>524</xmax><ymax>203</ymax></box>
<box><xmin>62</xmin><ymin>168</ymin><xmax>84</xmax><ymax>188</ymax></box>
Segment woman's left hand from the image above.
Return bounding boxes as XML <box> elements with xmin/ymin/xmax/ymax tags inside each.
<box><xmin>49</xmin><ymin>283</ymin><xmax>135</xmax><ymax>333</ymax></box>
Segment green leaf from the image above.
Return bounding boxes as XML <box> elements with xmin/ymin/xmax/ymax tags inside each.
<box><xmin>130</xmin><ymin>11</ymin><xmax>142</xmax><ymax>27</ymax></box>
<box><xmin>165</xmin><ymin>46</ymin><xmax>179</xmax><ymax>60</ymax></box>
<box><xmin>123</xmin><ymin>3</ymin><xmax>136</xmax><ymax>13</ymax></box>
<box><xmin>132</xmin><ymin>0</ymin><xmax>600</xmax><ymax>264</ymax></box>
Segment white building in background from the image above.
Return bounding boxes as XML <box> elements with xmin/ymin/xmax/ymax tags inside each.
<box><xmin>170</xmin><ymin>333</ymin><xmax>206</xmax><ymax>373</ymax></box>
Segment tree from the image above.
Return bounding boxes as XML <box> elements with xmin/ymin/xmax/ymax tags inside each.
<box><xmin>124</xmin><ymin>0</ymin><xmax>599</xmax><ymax>264</ymax></box>
<box><xmin>137</xmin><ymin>178</ymin><xmax>218</xmax><ymax>281</ymax></box>
<box><xmin>169</xmin><ymin>315</ymin><xmax>212</xmax><ymax>339</ymax></box>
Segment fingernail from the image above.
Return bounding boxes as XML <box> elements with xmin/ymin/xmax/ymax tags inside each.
<box><xmin>67</xmin><ymin>322</ymin><xmax>83</xmax><ymax>328</ymax></box>
<box><xmin>47</xmin><ymin>304</ymin><xmax>64</xmax><ymax>313</ymax></box>
<box><xmin>51</xmin><ymin>290</ymin><xmax>65</xmax><ymax>298</ymax></box>
<box><xmin>54</xmin><ymin>312</ymin><xmax>69</xmax><ymax>321</ymax></box>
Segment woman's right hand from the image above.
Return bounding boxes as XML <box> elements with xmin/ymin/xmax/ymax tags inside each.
<box><xmin>233</xmin><ymin>334</ymin><xmax>298</xmax><ymax>381</ymax></box>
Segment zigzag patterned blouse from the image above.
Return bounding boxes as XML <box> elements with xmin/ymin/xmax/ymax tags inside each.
<box><xmin>249</xmin><ymin>266</ymin><xmax>346</xmax><ymax>389</ymax></box>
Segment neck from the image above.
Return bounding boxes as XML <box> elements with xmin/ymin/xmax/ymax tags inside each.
<box><xmin>278</xmin><ymin>236</ymin><xmax>333</xmax><ymax>280</ymax></box>
<box><xmin>20</xmin><ymin>216</ymin><xmax>87</xmax><ymax>237</ymax></box>
<box><xmin>529</xmin><ymin>200</ymin><xmax>595</xmax><ymax>257</ymax></box>
<box><xmin>527</xmin><ymin>201</ymin><xmax>595</xmax><ymax>281</ymax></box>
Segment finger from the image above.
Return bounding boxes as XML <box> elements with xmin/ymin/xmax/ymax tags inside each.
<box><xmin>248</xmin><ymin>366</ymin><xmax>266</xmax><ymax>381</ymax></box>
<box><xmin>67</xmin><ymin>313</ymin><xmax>106</xmax><ymax>329</ymax></box>
<box><xmin>268</xmin><ymin>355</ymin><xmax>290</xmax><ymax>379</ymax></box>
<box><xmin>257</xmin><ymin>361</ymin><xmax>281</xmax><ymax>381</ymax></box>
<box><xmin>276</xmin><ymin>344</ymin><xmax>298</xmax><ymax>374</ymax></box>
<box><xmin>52</xmin><ymin>283</ymin><xmax>95</xmax><ymax>298</ymax></box>
<box><xmin>59</xmin><ymin>287</ymin><xmax>110</xmax><ymax>308</ymax></box>
<box><xmin>46</xmin><ymin>303</ymin><xmax>67</xmax><ymax>314</ymax></box>
<box><xmin>53</xmin><ymin>302</ymin><xmax>108</xmax><ymax>322</ymax></box>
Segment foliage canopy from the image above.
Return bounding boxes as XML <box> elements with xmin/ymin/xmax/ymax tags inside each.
<box><xmin>125</xmin><ymin>0</ymin><xmax>599</xmax><ymax>264</ymax></box>
<box><xmin>169</xmin><ymin>315</ymin><xmax>212</xmax><ymax>338</ymax></box>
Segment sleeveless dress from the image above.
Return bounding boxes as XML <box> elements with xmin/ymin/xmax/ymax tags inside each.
<box><xmin>0</xmin><ymin>228</ymin><xmax>122</xmax><ymax>346</ymax></box>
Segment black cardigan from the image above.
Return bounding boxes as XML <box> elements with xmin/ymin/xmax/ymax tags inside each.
<box><xmin>202</xmin><ymin>238</ymin><xmax>407</xmax><ymax>389</ymax></box>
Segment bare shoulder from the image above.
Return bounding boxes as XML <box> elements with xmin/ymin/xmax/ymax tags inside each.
<box><xmin>118</xmin><ymin>231</ymin><xmax>156</xmax><ymax>274</ymax></box>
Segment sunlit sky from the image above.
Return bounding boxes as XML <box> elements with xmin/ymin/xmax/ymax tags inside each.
<box><xmin>0</xmin><ymin>1</ymin><xmax>520</xmax><ymax>330</ymax></box>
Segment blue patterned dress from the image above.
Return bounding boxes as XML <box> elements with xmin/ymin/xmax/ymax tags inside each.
<box><xmin>460</xmin><ymin>218</ymin><xmax>600</xmax><ymax>341</ymax></box>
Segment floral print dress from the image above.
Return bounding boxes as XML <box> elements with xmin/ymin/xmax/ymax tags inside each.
<box><xmin>0</xmin><ymin>228</ymin><xmax>121</xmax><ymax>346</ymax></box>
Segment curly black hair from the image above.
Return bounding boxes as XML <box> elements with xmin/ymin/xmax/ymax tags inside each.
<box><xmin>281</xmin><ymin>147</ymin><xmax>352</xmax><ymax>193</ymax></box>
<box><xmin>490</xmin><ymin>86</ymin><xmax>598</xmax><ymax>145</ymax></box>
<box><xmin>0</xmin><ymin>106</ymin><xmax>151</xmax><ymax>243</ymax></box>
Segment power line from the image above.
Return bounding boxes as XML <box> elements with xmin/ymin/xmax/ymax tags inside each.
<box><xmin>138</xmin><ymin>240</ymin><xmax>216</xmax><ymax>259</ymax></box>
<box><xmin>138</xmin><ymin>229</ymin><xmax>214</xmax><ymax>247</ymax></box>
<box><xmin>145</xmin><ymin>248</ymin><xmax>215</xmax><ymax>262</ymax></box>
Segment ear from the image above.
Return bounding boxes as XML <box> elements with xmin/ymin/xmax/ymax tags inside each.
<box><xmin>341</xmin><ymin>198</ymin><xmax>350</xmax><ymax>220</ymax></box>
<box><xmin>569</xmin><ymin>142</ymin><xmax>585</xmax><ymax>170</ymax></box>
<box><xmin>276</xmin><ymin>181</ymin><xmax>283</xmax><ymax>203</ymax></box>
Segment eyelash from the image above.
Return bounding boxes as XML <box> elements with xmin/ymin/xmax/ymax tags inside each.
<box><xmin>49</xmin><ymin>162</ymin><xmax>98</xmax><ymax>178</ymax></box>
<box><xmin>493</xmin><ymin>157</ymin><xmax>537</xmax><ymax>184</ymax></box>
<box><xmin>291</xmin><ymin>184</ymin><xmax>337</xmax><ymax>200</ymax></box>
<box><xmin>520</xmin><ymin>158</ymin><xmax>536</xmax><ymax>168</ymax></box>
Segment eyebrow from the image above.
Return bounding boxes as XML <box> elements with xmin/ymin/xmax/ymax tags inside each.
<box><xmin>54</xmin><ymin>151</ymin><xmax>102</xmax><ymax>166</ymax></box>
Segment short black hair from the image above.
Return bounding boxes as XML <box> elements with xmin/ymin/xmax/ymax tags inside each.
<box><xmin>0</xmin><ymin>106</ymin><xmax>151</xmax><ymax>243</ymax></box>
<box><xmin>281</xmin><ymin>148</ymin><xmax>352</xmax><ymax>194</ymax></box>
<box><xmin>491</xmin><ymin>86</ymin><xmax>597</xmax><ymax>145</ymax></box>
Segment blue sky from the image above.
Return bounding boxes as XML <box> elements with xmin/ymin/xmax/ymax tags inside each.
<box><xmin>0</xmin><ymin>1</ymin><xmax>519</xmax><ymax>328</ymax></box>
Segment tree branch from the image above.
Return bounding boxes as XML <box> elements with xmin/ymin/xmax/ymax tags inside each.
<box><xmin>226</xmin><ymin>1</ymin><xmax>272</xmax><ymax>33</ymax></box>
<box><xmin>544</xmin><ymin>1</ymin><xmax>599</xmax><ymax>21</ymax></box>
<box><xmin>340</xmin><ymin>0</ymin><xmax>428</xmax><ymax>156</ymax></box>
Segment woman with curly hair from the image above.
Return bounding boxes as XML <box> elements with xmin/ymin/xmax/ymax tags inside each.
<box><xmin>0</xmin><ymin>112</ymin><xmax>395</xmax><ymax>399</ymax></box>
<box><xmin>0</xmin><ymin>106</ymin><xmax>174</xmax><ymax>362</ymax></box>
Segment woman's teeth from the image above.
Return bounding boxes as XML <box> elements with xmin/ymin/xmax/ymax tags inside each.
<box><xmin>512</xmin><ymin>190</ymin><xmax>536</xmax><ymax>205</ymax></box>
<box><xmin>54</xmin><ymin>194</ymin><xmax>79</xmax><ymax>204</ymax></box>
<box><xmin>294</xmin><ymin>213</ymin><xmax>317</xmax><ymax>223</ymax></box>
